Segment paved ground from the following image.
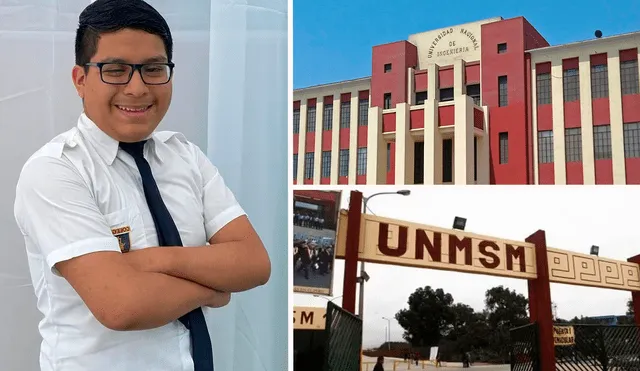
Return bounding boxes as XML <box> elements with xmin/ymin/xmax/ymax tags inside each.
<box><xmin>360</xmin><ymin>356</ymin><xmax>510</xmax><ymax>371</ymax></box>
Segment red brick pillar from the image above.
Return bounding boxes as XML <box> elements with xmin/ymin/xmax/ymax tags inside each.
<box><xmin>627</xmin><ymin>254</ymin><xmax>640</xmax><ymax>325</ymax></box>
<box><xmin>341</xmin><ymin>191</ymin><xmax>362</xmax><ymax>314</ymax></box>
<box><xmin>526</xmin><ymin>230</ymin><xmax>555</xmax><ymax>371</ymax></box>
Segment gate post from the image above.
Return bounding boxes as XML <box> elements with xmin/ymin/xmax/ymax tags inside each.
<box><xmin>526</xmin><ymin>230</ymin><xmax>555</xmax><ymax>371</ymax></box>
<box><xmin>627</xmin><ymin>254</ymin><xmax>640</xmax><ymax>325</ymax></box>
<box><xmin>342</xmin><ymin>191</ymin><xmax>363</xmax><ymax>315</ymax></box>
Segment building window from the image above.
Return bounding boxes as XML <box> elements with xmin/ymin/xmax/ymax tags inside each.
<box><xmin>293</xmin><ymin>154</ymin><xmax>298</xmax><ymax>179</ymax></box>
<box><xmin>414</xmin><ymin>141</ymin><xmax>424</xmax><ymax>184</ymax></box>
<box><xmin>306</xmin><ymin>105</ymin><xmax>316</xmax><ymax>132</ymax></box>
<box><xmin>304</xmin><ymin>152</ymin><xmax>314</xmax><ymax>179</ymax></box>
<box><xmin>415</xmin><ymin>91</ymin><xmax>428</xmax><ymax>105</ymax></box>
<box><xmin>593</xmin><ymin>125</ymin><xmax>612</xmax><ymax>160</ymax></box>
<box><xmin>499</xmin><ymin>132</ymin><xmax>508</xmax><ymax>164</ymax></box>
<box><xmin>323</xmin><ymin>103</ymin><xmax>333</xmax><ymax>131</ymax></box>
<box><xmin>467</xmin><ymin>84</ymin><xmax>480</xmax><ymax>106</ymax></box>
<box><xmin>442</xmin><ymin>139</ymin><xmax>453</xmax><ymax>183</ymax></box>
<box><xmin>563</xmin><ymin>68</ymin><xmax>580</xmax><ymax>102</ymax></box>
<box><xmin>536</xmin><ymin>73</ymin><xmax>551</xmax><ymax>105</ymax></box>
<box><xmin>357</xmin><ymin>147</ymin><xmax>367</xmax><ymax>175</ymax></box>
<box><xmin>497</xmin><ymin>43</ymin><xmax>507</xmax><ymax>53</ymax></box>
<box><xmin>321</xmin><ymin>151</ymin><xmax>331</xmax><ymax>178</ymax></box>
<box><xmin>293</xmin><ymin>108</ymin><xmax>300</xmax><ymax>133</ymax></box>
<box><xmin>440</xmin><ymin>87</ymin><xmax>454</xmax><ymax>102</ymax></box>
<box><xmin>623</xmin><ymin>122</ymin><xmax>640</xmax><ymax>158</ymax></box>
<box><xmin>591</xmin><ymin>64</ymin><xmax>609</xmax><ymax>99</ymax></box>
<box><xmin>386</xmin><ymin>143</ymin><xmax>391</xmax><ymax>172</ymax></box>
<box><xmin>340</xmin><ymin>102</ymin><xmax>350</xmax><ymax>128</ymax></box>
<box><xmin>498</xmin><ymin>76</ymin><xmax>508</xmax><ymax>107</ymax></box>
<box><xmin>383</xmin><ymin>93</ymin><xmax>392</xmax><ymax>109</ymax></box>
<box><xmin>358</xmin><ymin>98</ymin><xmax>369</xmax><ymax>126</ymax></box>
<box><xmin>538</xmin><ymin>130</ymin><xmax>554</xmax><ymax>164</ymax></box>
<box><xmin>339</xmin><ymin>149</ymin><xmax>349</xmax><ymax>177</ymax></box>
<box><xmin>621</xmin><ymin>60</ymin><xmax>639</xmax><ymax>95</ymax></box>
<box><xmin>384</xmin><ymin>63</ymin><xmax>392</xmax><ymax>73</ymax></box>
<box><xmin>565</xmin><ymin>128</ymin><xmax>582</xmax><ymax>162</ymax></box>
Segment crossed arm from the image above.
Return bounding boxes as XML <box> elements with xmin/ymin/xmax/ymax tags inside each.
<box><xmin>122</xmin><ymin>215</ymin><xmax>271</xmax><ymax>293</ymax></box>
<box><xmin>56</xmin><ymin>215</ymin><xmax>271</xmax><ymax>331</ymax></box>
<box><xmin>15</xmin><ymin>154</ymin><xmax>270</xmax><ymax>333</ymax></box>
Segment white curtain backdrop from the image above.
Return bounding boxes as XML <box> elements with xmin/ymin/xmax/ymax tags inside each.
<box><xmin>0</xmin><ymin>1</ymin><xmax>288</xmax><ymax>370</ymax></box>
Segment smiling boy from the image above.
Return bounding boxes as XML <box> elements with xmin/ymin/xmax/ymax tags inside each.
<box><xmin>13</xmin><ymin>1</ymin><xmax>270</xmax><ymax>370</ymax></box>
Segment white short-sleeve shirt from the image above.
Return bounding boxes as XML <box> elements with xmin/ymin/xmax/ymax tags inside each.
<box><xmin>13</xmin><ymin>113</ymin><xmax>245</xmax><ymax>371</ymax></box>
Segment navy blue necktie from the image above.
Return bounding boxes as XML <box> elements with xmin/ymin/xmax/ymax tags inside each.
<box><xmin>120</xmin><ymin>140</ymin><xmax>214</xmax><ymax>371</ymax></box>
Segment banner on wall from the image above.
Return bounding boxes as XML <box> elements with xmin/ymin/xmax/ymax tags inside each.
<box><xmin>293</xmin><ymin>190</ymin><xmax>342</xmax><ymax>295</ymax></box>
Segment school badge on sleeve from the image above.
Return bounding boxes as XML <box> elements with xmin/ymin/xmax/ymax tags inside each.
<box><xmin>111</xmin><ymin>226</ymin><xmax>132</xmax><ymax>253</ymax></box>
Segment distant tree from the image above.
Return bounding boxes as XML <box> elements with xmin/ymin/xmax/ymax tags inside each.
<box><xmin>484</xmin><ymin>286</ymin><xmax>529</xmax><ymax>329</ymax></box>
<box><xmin>394</xmin><ymin>285</ymin><xmax>534</xmax><ymax>364</ymax></box>
<box><xmin>616</xmin><ymin>298</ymin><xmax>636</xmax><ymax>324</ymax></box>
<box><xmin>395</xmin><ymin>286</ymin><xmax>455</xmax><ymax>347</ymax></box>
<box><xmin>446</xmin><ymin>303</ymin><xmax>490</xmax><ymax>355</ymax></box>
<box><xmin>483</xmin><ymin>286</ymin><xmax>529</xmax><ymax>363</ymax></box>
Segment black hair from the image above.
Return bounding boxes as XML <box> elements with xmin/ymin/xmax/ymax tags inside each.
<box><xmin>75</xmin><ymin>0</ymin><xmax>173</xmax><ymax>67</ymax></box>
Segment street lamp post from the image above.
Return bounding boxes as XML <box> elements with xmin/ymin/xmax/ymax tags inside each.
<box><xmin>382</xmin><ymin>317</ymin><xmax>392</xmax><ymax>350</ymax></box>
<box><xmin>358</xmin><ymin>190</ymin><xmax>411</xmax><ymax>322</ymax></box>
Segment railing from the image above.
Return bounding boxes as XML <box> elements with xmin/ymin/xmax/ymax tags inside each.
<box><xmin>510</xmin><ymin>322</ymin><xmax>539</xmax><ymax>371</ymax></box>
<box><xmin>360</xmin><ymin>359</ymin><xmax>446</xmax><ymax>371</ymax></box>
<box><xmin>323</xmin><ymin>301</ymin><xmax>362</xmax><ymax>371</ymax></box>
<box><xmin>555</xmin><ymin>325</ymin><xmax>640</xmax><ymax>371</ymax></box>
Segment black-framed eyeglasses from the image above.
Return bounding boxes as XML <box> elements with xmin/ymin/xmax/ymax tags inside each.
<box><xmin>85</xmin><ymin>62</ymin><xmax>175</xmax><ymax>85</ymax></box>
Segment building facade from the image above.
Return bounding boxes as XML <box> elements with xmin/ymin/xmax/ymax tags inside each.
<box><xmin>292</xmin><ymin>16</ymin><xmax>640</xmax><ymax>185</ymax></box>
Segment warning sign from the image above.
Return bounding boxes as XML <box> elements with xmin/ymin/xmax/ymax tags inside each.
<box><xmin>293</xmin><ymin>306</ymin><xmax>326</xmax><ymax>330</ymax></box>
<box><xmin>553</xmin><ymin>326</ymin><xmax>575</xmax><ymax>346</ymax></box>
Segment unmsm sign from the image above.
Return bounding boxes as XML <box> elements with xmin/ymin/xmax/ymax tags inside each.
<box><xmin>335</xmin><ymin>210</ymin><xmax>640</xmax><ymax>291</ymax></box>
<box><xmin>335</xmin><ymin>211</ymin><xmax>537</xmax><ymax>280</ymax></box>
<box><xmin>293</xmin><ymin>306</ymin><xmax>326</xmax><ymax>330</ymax></box>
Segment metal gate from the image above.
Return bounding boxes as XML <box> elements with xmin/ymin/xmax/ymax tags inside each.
<box><xmin>322</xmin><ymin>301</ymin><xmax>363</xmax><ymax>371</ymax></box>
<box><xmin>555</xmin><ymin>325</ymin><xmax>640</xmax><ymax>371</ymax></box>
<box><xmin>510</xmin><ymin>322</ymin><xmax>540</xmax><ymax>371</ymax></box>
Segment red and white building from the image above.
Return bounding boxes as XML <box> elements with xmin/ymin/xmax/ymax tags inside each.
<box><xmin>292</xmin><ymin>16</ymin><xmax>640</xmax><ymax>185</ymax></box>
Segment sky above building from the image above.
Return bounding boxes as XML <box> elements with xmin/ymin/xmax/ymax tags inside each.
<box><xmin>293</xmin><ymin>186</ymin><xmax>639</xmax><ymax>348</ymax></box>
<box><xmin>293</xmin><ymin>0</ymin><xmax>640</xmax><ymax>89</ymax></box>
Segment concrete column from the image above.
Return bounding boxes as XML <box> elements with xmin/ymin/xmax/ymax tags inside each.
<box><xmin>394</xmin><ymin>103</ymin><xmax>413</xmax><ymax>185</ymax></box>
<box><xmin>330</xmin><ymin>97</ymin><xmax>340</xmax><ymax>184</ymax></box>
<box><xmin>454</xmin><ymin>95</ymin><xmax>474</xmax><ymax>184</ymax></box>
<box><xmin>313</xmin><ymin>102</ymin><xmax>323</xmax><ymax>184</ymax></box>
<box><xmin>608</xmin><ymin>53</ymin><xmax>626</xmax><ymax>184</ymax></box>
<box><xmin>454</xmin><ymin>59</ymin><xmax>466</xmax><ymax>97</ymax></box>
<box><xmin>296</xmin><ymin>103</ymin><xmax>307</xmax><ymax>184</ymax></box>
<box><xmin>578</xmin><ymin>55</ymin><xmax>595</xmax><ymax>185</ymax></box>
<box><xmin>424</xmin><ymin>63</ymin><xmax>441</xmax><ymax>184</ymax></box>
<box><xmin>531</xmin><ymin>65</ymin><xmax>539</xmax><ymax>184</ymax></box>
<box><xmin>550</xmin><ymin>60</ymin><xmax>566</xmax><ymax>184</ymax></box>
<box><xmin>348</xmin><ymin>94</ymin><xmax>359</xmax><ymax>184</ymax></box>
<box><xmin>367</xmin><ymin>106</ymin><xmax>385</xmax><ymax>184</ymax></box>
<box><xmin>407</xmin><ymin>67</ymin><xmax>415</xmax><ymax>106</ymax></box>
<box><xmin>477</xmin><ymin>106</ymin><xmax>491</xmax><ymax>184</ymax></box>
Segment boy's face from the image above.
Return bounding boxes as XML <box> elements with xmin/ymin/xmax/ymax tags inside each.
<box><xmin>72</xmin><ymin>28</ymin><xmax>173</xmax><ymax>142</ymax></box>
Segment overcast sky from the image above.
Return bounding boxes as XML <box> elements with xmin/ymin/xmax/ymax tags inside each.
<box><xmin>292</xmin><ymin>186</ymin><xmax>639</xmax><ymax>348</ymax></box>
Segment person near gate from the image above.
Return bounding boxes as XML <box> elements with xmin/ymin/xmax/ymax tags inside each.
<box><xmin>373</xmin><ymin>356</ymin><xmax>385</xmax><ymax>371</ymax></box>
<box><xmin>12</xmin><ymin>1</ymin><xmax>271</xmax><ymax>371</ymax></box>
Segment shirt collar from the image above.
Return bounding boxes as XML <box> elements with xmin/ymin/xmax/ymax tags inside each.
<box><xmin>77</xmin><ymin>112</ymin><xmax>165</xmax><ymax>165</ymax></box>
